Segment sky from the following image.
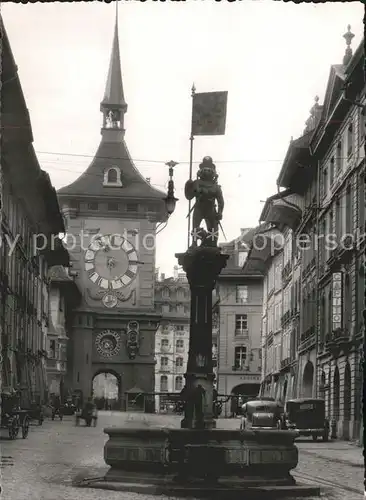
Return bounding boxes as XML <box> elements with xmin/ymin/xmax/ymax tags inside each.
<box><xmin>2</xmin><ymin>1</ymin><xmax>364</xmax><ymax>276</ymax></box>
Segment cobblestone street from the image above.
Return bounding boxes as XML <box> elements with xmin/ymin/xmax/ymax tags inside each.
<box><xmin>0</xmin><ymin>412</ymin><xmax>364</xmax><ymax>500</ymax></box>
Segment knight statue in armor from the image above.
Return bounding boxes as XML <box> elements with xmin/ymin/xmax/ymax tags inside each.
<box><xmin>185</xmin><ymin>156</ymin><xmax>224</xmax><ymax>248</ymax></box>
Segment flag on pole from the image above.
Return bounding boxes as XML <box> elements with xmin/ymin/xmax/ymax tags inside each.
<box><xmin>191</xmin><ymin>91</ymin><xmax>228</xmax><ymax>136</ymax></box>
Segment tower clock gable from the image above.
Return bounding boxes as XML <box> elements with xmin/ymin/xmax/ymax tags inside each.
<box><xmin>57</xmin><ymin>10</ymin><xmax>162</xmax><ymax>405</ymax></box>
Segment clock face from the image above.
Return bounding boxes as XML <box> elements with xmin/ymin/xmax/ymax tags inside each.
<box><xmin>85</xmin><ymin>234</ymin><xmax>138</xmax><ymax>290</ymax></box>
<box><xmin>95</xmin><ymin>330</ymin><xmax>121</xmax><ymax>358</ymax></box>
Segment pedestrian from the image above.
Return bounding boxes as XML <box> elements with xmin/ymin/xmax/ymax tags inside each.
<box><xmin>230</xmin><ymin>395</ymin><xmax>238</xmax><ymax>418</ymax></box>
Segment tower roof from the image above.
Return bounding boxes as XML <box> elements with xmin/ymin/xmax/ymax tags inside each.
<box><xmin>57</xmin><ymin>138</ymin><xmax>166</xmax><ymax>202</ymax></box>
<box><xmin>57</xmin><ymin>8</ymin><xmax>167</xmax><ymax>217</ymax></box>
<box><xmin>101</xmin><ymin>13</ymin><xmax>126</xmax><ymax>110</ymax></box>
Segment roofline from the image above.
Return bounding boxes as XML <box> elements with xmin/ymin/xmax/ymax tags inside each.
<box><xmin>259</xmin><ymin>188</ymin><xmax>292</xmax><ymax>221</ymax></box>
<box><xmin>276</xmin><ymin>135</ymin><xmax>312</xmax><ymax>188</ymax></box>
<box><xmin>57</xmin><ymin>192</ymin><xmax>166</xmax><ymax>202</ymax></box>
<box><xmin>217</xmin><ymin>273</ymin><xmax>263</xmax><ymax>280</ymax></box>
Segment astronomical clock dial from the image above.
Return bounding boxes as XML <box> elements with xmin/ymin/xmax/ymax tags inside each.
<box><xmin>95</xmin><ymin>330</ymin><xmax>121</xmax><ymax>358</ymax></box>
<box><xmin>84</xmin><ymin>234</ymin><xmax>139</xmax><ymax>290</ymax></box>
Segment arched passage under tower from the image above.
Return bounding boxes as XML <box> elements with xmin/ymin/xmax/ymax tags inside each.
<box><xmin>92</xmin><ymin>370</ymin><xmax>121</xmax><ymax>410</ymax></box>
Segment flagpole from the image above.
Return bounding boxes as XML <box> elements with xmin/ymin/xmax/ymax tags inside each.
<box><xmin>187</xmin><ymin>83</ymin><xmax>196</xmax><ymax>249</ymax></box>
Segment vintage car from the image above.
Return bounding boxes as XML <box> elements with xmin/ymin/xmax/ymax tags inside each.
<box><xmin>282</xmin><ymin>398</ymin><xmax>329</xmax><ymax>441</ymax></box>
<box><xmin>240</xmin><ymin>399</ymin><xmax>284</xmax><ymax>431</ymax></box>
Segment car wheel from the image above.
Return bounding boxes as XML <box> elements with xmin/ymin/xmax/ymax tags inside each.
<box><xmin>322</xmin><ymin>432</ymin><xmax>329</xmax><ymax>442</ymax></box>
<box><xmin>312</xmin><ymin>435</ymin><xmax>318</xmax><ymax>441</ymax></box>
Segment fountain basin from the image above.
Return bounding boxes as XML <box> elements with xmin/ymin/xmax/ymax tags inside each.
<box><xmin>94</xmin><ymin>427</ymin><xmax>320</xmax><ymax>497</ymax></box>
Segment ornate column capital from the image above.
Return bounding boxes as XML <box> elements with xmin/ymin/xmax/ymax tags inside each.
<box><xmin>175</xmin><ymin>247</ymin><xmax>228</xmax><ymax>290</ymax></box>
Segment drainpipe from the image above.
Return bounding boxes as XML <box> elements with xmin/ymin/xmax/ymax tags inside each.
<box><xmin>314</xmin><ymin>159</ymin><xmax>321</xmax><ymax>398</ymax></box>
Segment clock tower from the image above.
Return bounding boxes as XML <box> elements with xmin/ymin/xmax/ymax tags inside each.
<box><xmin>57</xmin><ymin>13</ymin><xmax>167</xmax><ymax>409</ymax></box>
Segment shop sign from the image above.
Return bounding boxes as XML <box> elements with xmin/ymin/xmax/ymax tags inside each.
<box><xmin>332</xmin><ymin>272</ymin><xmax>342</xmax><ymax>330</ymax></box>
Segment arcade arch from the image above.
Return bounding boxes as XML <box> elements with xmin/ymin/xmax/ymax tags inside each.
<box><xmin>92</xmin><ymin>370</ymin><xmax>121</xmax><ymax>410</ymax></box>
<box><xmin>302</xmin><ymin>361</ymin><xmax>314</xmax><ymax>398</ymax></box>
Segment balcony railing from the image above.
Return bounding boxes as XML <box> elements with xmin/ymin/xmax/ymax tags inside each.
<box><xmin>281</xmin><ymin>262</ymin><xmax>292</xmax><ymax>282</ymax></box>
<box><xmin>46</xmin><ymin>358</ymin><xmax>66</xmax><ymax>373</ymax></box>
<box><xmin>232</xmin><ymin>365</ymin><xmax>250</xmax><ymax>372</ymax></box>
<box><xmin>325</xmin><ymin>328</ymin><xmax>351</xmax><ymax>345</ymax></box>
<box><xmin>280</xmin><ymin>357</ymin><xmax>291</xmax><ymax>369</ymax></box>
<box><xmin>235</xmin><ymin>329</ymin><xmax>249</xmax><ymax>337</ymax></box>
<box><xmin>159</xmin><ymin>365</ymin><xmax>170</xmax><ymax>372</ymax></box>
<box><xmin>300</xmin><ymin>325</ymin><xmax>315</xmax><ymax>344</ymax></box>
<box><xmin>281</xmin><ymin>310</ymin><xmax>291</xmax><ymax>326</ymax></box>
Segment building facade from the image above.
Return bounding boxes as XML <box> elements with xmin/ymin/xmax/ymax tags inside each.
<box><xmin>214</xmin><ymin>229</ymin><xmax>263</xmax><ymax>415</ymax></box>
<box><xmin>248</xmin><ymin>28</ymin><xmax>364</xmax><ymax>440</ymax></box>
<box><xmin>154</xmin><ymin>268</ymin><xmax>190</xmax><ymax>409</ymax></box>
<box><xmin>46</xmin><ymin>266</ymin><xmax>80</xmax><ymax>401</ymax></box>
<box><xmin>57</xmin><ymin>17</ymin><xmax>168</xmax><ymax>410</ymax></box>
<box><xmin>0</xmin><ymin>17</ymin><xmax>69</xmax><ymax>409</ymax></box>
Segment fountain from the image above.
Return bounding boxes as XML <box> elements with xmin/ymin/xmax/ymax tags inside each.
<box><xmin>84</xmin><ymin>157</ymin><xmax>319</xmax><ymax>498</ymax></box>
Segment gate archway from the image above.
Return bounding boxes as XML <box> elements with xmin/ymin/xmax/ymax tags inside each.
<box><xmin>302</xmin><ymin>361</ymin><xmax>314</xmax><ymax>398</ymax></box>
<box><xmin>92</xmin><ymin>370</ymin><xmax>121</xmax><ymax>410</ymax></box>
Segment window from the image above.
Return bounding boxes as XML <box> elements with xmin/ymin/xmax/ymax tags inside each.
<box><xmin>160</xmin><ymin>356</ymin><xmax>168</xmax><ymax>367</ymax></box>
<box><xmin>162</xmin><ymin>288</ymin><xmax>170</xmax><ymax>299</ymax></box>
<box><xmin>127</xmin><ymin>203</ymin><xmax>138</xmax><ymax>213</ymax></box>
<box><xmin>345</xmin><ymin>186</ymin><xmax>352</xmax><ymax>235</ymax></box>
<box><xmin>176</xmin><ymin>325</ymin><xmax>184</xmax><ymax>331</ymax></box>
<box><xmin>160</xmin><ymin>375</ymin><xmax>168</xmax><ymax>392</ymax></box>
<box><xmin>329</xmin><ymin>157</ymin><xmax>335</xmax><ymax>186</ymax></box>
<box><xmin>161</xmin><ymin>339</ymin><xmax>169</xmax><ymax>348</ymax></box>
<box><xmin>274</xmin><ymin>263</ymin><xmax>282</xmax><ymax>290</ymax></box>
<box><xmin>175</xmin><ymin>376</ymin><xmax>183</xmax><ymax>391</ymax></box>
<box><xmin>321</xmin><ymin>168</ymin><xmax>327</xmax><ymax>198</ymax></box>
<box><xmin>88</xmin><ymin>202</ymin><xmax>98</xmax><ymax>211</ymax></box>
<box><xmin>234</xmin><ymin>346</ymin><xmax>247</xmax><ymax>369</ymax></box>
<box><xmin>235</xmin><ymin>314</ymin><xmax>248</xmax><ymax>334</ymax></box>
<box><xmin>238</xmin><ymin>250</ymin><xmax>248</xmax><ymax>267</ymax></box>
<box><xmin>175</xmin><ymin>357</ymin><xmax>183</xmax><ymax>367</ymax></box>
<box><xmin>70</xmin><ymin>200</ymin><xmax>80</xmax><ymax>210</ymax></box>
<box><xmin>49</xmin><ymin>340</ymin><xmax>56</xmax><ymax>359</ymax></box>
<box><xmin>336</xmin><ymin>141</ymin><xmax>342</xmax><ymax>174</ymax></box>
<box><xmin>359</xmin><ymin>172</ymin><xmax>365</xmax><ymax>231</ymax></box>
<box><xmin>107</xmin><ymin>168</ymin><xmax>118</xmax><ymax>183</ymax></box>
<box><xmin>335</xmin><ymin>199</ymin><xmax>342</xmax><ymax>240</ymax></box>
<box><xmin>236</xmin><ymin>285</ymin><xmax>248</xmax><ymax>304</ymax></box>
<box><xmin>176</xmin><ymin>339</ymin><xmax>184</xmax><ymax>350</ymax></box>
<box><xmin>107</xmin><ymin>203</ymin><xmax>119</xmax><ymax>211</ymax></box>
<box><xmin>103</xmin><ymin>167</ymin><xmax>122</xmax><ymax>186</ymax></box>
<box><xmin>347</xmin><ymin>122</ymin><xmax>353</xmax><ymax>158</ymax></box>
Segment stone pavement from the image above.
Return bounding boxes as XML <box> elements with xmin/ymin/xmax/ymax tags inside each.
<box><xmin>0</xmin><ymin>411</ymin><xmax>364</xmax><ymax>500</ymax></box>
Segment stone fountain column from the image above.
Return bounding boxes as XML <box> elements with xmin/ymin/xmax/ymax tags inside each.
<box><xmin>176</xmin><ymin>247</ymin><xmax>228</xmax><ymax>430</ymax></box>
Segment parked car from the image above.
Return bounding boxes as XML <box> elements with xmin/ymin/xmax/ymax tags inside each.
<box><xmin>282</xmin><ymin>398</ymin><xmax>329</xmax><ymax>441</ymax></box>
<box><xmin>240</xmin><ymin>399</ymin><xmax>284</xmax><ymax>430</ymax></box>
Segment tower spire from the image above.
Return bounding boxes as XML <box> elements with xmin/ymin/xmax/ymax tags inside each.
<box><xmin>100</xmin><ymin>1</ymin><xmax>128</xmax><ymax>136</ymax></box>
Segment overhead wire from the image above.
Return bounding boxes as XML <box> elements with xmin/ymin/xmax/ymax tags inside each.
<box><xmin>35</xmin><ymin>150</ymin><xmax>286</xmax><ymax>165</ymax></box>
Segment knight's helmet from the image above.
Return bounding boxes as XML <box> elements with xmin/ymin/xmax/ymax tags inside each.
<box><xmin>198</xmin><ymin>156</ymin><xmax>217</xmax><ymax>179</ymax></box>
